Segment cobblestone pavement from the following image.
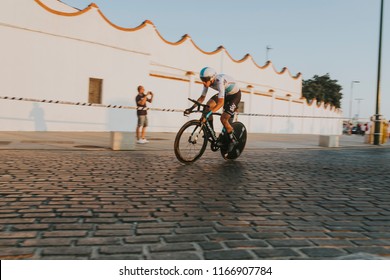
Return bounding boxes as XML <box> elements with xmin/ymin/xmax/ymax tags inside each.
<box><xmin>1</xmin><ymin>147</ymin><xmax>390</xmax><ymax>260</ymax></box>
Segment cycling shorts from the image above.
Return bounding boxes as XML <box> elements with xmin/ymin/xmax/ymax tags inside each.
<box><xmin>210</xmin><ymin>90</ymin><xmax>241</xmax><ymax>116</ymax></box>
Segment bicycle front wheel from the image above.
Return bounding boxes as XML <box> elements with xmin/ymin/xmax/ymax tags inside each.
<box><xmin>174</xmin><ymin>120</ymin><xmax>208</xmax><ymax>164</ymax></box>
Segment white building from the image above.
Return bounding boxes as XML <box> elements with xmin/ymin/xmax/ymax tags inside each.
<box><xmin>0</xmin><ymin>0</ymin><xmax>342</xmax><ymax>134</ymax></box>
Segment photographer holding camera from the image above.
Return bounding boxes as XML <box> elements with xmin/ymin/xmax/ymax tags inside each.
<box><xmin>135</xmin><ymin>85</ymin><xmax>154</xmax><ymax>144</ymax></box>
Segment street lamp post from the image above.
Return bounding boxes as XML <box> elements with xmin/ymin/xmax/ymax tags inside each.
<box><xmin>349</xmin><ymin>81</ymin><xmax>360</xmax><ymax>121</ymax></box>
<box><xmin>355</xmin><ymin>98</ymin><xmax>364</xmax><ymax>120</ymax></box>
<box><xmin>374</xmin><ymin>0</ymin><xmax>384</xmax><ymax>145</ymax></box>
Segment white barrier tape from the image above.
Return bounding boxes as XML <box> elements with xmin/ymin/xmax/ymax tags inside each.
<box><xmin>239</xmin><ymin>113</ymin><xmax>343</xmax><ymax>119</ymax></box>
<box><xmin>0</xmin><ymin>96</ymin><xmax>184</xmax><ymax>113</ymax></box>
<box><xmin>0</xmin><ymin>96</ymin><xmax>344</xmax><ymax>119</ymax></box>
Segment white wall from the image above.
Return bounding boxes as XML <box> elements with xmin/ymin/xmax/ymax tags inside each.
<box><xmin>0</xmin><ymin>0</ymin><xmax>342</xmax><ymax>134</ymax></box>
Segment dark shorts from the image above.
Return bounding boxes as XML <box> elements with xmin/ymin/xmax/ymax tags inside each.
<box><xmin>210</xmin><ymin>90</ymin><xmax>241</xmax><ymax>116</ymax></box>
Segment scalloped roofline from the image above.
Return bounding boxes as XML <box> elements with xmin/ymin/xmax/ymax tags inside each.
<box><xmin>35</xmin><ymin>0</ymin><xmax>302</xmax><ymax>79</ymax></box>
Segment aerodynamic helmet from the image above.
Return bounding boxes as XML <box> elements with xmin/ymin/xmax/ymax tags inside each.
<box><xmin>199</xmin><ymin>67</ymin><xmax>217</xmax><ymax>82</ymax></box>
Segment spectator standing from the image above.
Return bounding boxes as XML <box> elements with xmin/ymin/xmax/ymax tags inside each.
<box><xmin>362</xmin><ymin>123</ymin><xmax>368</xmax><ymax>135</ymax></box>
<box><xmin>135</xmin><ymin>85</ymin><xmax>153</xmax><ymax>144</ymax></box>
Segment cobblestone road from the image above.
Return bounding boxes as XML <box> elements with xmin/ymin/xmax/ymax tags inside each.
<box><xmin>1</xmin><ymin>147</ymin><xmax>390</xmax><ymax>259</ymax></box>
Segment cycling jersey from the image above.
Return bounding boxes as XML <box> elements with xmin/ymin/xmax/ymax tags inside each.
<box><xmin>201</xmin><ymin>74</ymin><xmax>240</xmax><ymax>98</ymax></box>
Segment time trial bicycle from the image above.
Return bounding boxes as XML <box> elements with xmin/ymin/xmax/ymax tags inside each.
<box><xmin>174</xmin><ymin>98</ymin><xmax>247</xmax><ymax>164</ymax></box>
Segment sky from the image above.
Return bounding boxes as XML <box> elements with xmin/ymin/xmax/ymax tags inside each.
<box><xmin>61</xmin><ymin>0</ymin><xmax>389</xmax><ymax>121</ymax></box>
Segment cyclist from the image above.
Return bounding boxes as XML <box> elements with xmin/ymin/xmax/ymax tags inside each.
<box><xmin>184</xmin><ymin>67</ymin><xmax>241</xmax><ymax>152</ymax></box>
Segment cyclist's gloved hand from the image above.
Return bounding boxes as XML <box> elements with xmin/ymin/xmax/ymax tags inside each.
<box><xmin>184</xmin><ymin>105</ymin><xmax>197</xmax><ymax>116</ymax></box>
<box><xmin>184</xmin><ymin>108</ymin><xmax>192</xmax><ymax>116</ymax></box>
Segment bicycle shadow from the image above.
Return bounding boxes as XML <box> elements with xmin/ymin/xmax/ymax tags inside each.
<box><xmin>214</xmin><ymin>160</ymin><xmax>246</xmax><ymax>185</ymax></box>
<box><xmin>173</xmin><ymin>159</ymin><xmax>247</xmax><ymax>188</ymax></box>
<box><xmin>169</xmin><ymin>159</ymin><xmax>253</xmax><ymax>222</ymax></box>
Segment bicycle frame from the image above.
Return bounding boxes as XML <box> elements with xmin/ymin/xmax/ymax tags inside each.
<box><xmin>198</xmin><ymin>112</ymin><xmax>220</xmax><ymax>143</ymax></box>
<box><xmin>185</xmin><ymin>98</ymin><xmax>224</xmax><ymax>144</ymax></box>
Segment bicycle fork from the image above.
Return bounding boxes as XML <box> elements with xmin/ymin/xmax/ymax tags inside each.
<box><xmin>188</xmin><ymin>125</ymin><xmax>203</xmax><ymax>144</ymax></box>
<box><xmin>187</xmin><ymin>122</ymin><xmax>210</xmax><ymax>144</ymax></box>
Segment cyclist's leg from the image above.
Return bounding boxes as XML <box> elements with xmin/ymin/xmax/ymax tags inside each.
<box><xmin>206</xmin><ymin>94</ymin><xmax>218</xmax><ymax>130</ymax></box>
<box><xmin>221</xmin><ymin>91</ymin><xmax>241</xmax><ymax>152</ymax></box>
<box><xmin>221</xmin><ymin>113</ymin><xmax>233</xmax><ymax>133</ymax></box>
<box><xmin>221</xmin><ymin>91</ymin><xmax>241</xmax><ymax>131</ymax></box>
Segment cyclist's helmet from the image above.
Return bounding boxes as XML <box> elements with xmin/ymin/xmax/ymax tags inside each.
<box><xmin>200</xmin><ymin>67</ymin><xmax>216</xmax><ymax>82</ymax></box>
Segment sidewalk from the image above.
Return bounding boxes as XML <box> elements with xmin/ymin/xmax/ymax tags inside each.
<box><xmin>0</xmin><ymin>131</ymin><xmax>388</xmax><ymax>150</ymax></box>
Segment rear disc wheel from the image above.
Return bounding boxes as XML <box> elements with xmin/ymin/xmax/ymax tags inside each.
<box><xmin>221</xmin><ymin>122</ymin><xmax>247</xmax><ymax>160</ymax></box>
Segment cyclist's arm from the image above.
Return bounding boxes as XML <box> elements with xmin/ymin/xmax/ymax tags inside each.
<box><xmin>193</xmin><ymin>86</ymin><xmax>208</xmax><ymax>105</ymax></box>
<box><xmin>197</xmin><ymin>95</ymin><xmax>206</xmax><ymax>104</ymax></box>
<box><xmin>184</xmin><ymin>94</ymin><xmax>205</xmax><ymax>114</ymax></box>
<box><xmin>211</xmin><ymin>78</ymin><xmax>225</xmax><ymax>112</ymax></box>
<box><xmin>212</xmin><ymin>97</ymin><xmax>224</xmax><ymax>113</ymax></box>
<box><xmin>201</xmin><ymin>86</ymin><xmax>208</xmax><ymax>97</ymax></box>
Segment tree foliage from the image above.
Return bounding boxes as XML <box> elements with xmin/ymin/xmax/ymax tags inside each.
<box><xmin>302</xmin><ymin>74</ymin><xmax>343</xmax><ymax>108</ymax></box>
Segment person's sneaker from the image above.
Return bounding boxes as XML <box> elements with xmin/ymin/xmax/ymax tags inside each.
<box><xmin>142</xmin><ymin>138</ymin><xmax>149</xmax><ymax>143</ymax></box>
<box><xmin>137</xmin><ymin>139</ymin><xmax>145</xmax><ymax>144</ymax></box>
